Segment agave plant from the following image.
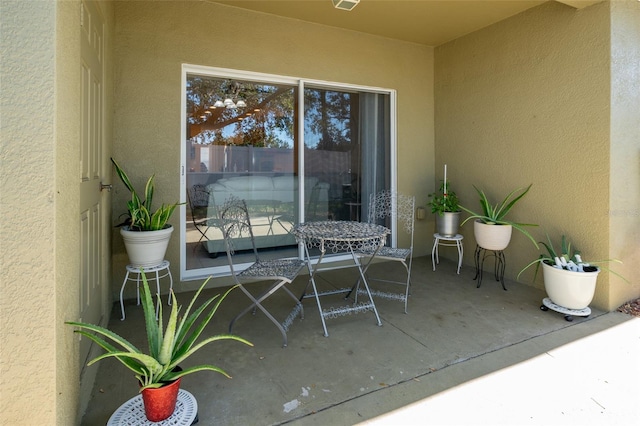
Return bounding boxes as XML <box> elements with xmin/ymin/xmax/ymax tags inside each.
<box><xmin>67</xmin><ymin>274</ymin><xmax>252</xmax><ymax>390</ymax></box>
<box><xmin>518</xmin><ymin>234</ymin><xmax>627</xmax><ymax>282</ymax></box>
<box><xmin>111</xmin><ymin>157</ymin><xmax>182</xmax><ymax>231</ymax></box>
<box><xmin>460</xmin><ymin>184</ymin><xmax>538</xmax><ymax>247</ymax></box>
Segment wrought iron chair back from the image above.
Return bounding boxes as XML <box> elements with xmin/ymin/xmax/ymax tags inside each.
<box><xmin>360</xmin><ymin>190</ymin><xmax>416</xmax><ymax>313</ymax></box>
<box><xmin>218</xmin><ymin>196</ymin><xmax>306</xmax><ymax>347</ymax></box>
<box><xmin>187</xmin><ymin>184</ymin><xmax>217</xmax><ymax>251</ymax></box>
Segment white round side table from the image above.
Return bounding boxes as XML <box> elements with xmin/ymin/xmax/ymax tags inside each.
<box><xmin>431</xmin><ymin>233</ymin><xmax>464</xmax><ymax>274</ymax></box>
<box><xmin>107</xmin><ymin>388</ymin><xmax>198</xmax><ymax>425</ymax></box>
<box><xmin>119</xmin><ymin>260</ymin><xmax>173</xmax><ymax>320</ymax></box>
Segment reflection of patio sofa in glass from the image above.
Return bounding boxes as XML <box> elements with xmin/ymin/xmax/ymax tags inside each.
<box><xmin>205</xmin><ymin>175</ymin><xmax>329</xmax><ymax>254</ymax></box>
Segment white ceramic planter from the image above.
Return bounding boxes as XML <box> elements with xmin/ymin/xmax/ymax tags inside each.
<box><xmin>436</xmin><ymin>211</ymin><xmax>461</xmax><ymax>237</ymax></box>
<box><xmin>121</xmin><ymin>226</ymin><xmax>173</xmax><ymax>267</ymax></box>
<box><xmin>542</xmin><ymin>262</ymin><xmax>599</xmax><ymax>310</ymax></box>
<box><xmin>473</xmin><ymin>220</ymin><xmax>512</xmax><ymax>250</ymax></box>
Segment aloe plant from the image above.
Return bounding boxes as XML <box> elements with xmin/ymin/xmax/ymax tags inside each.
<box><xmin>67</xmin><ymin>274</ymin><xmax>252</xmax><ymax>390</ymax></box>
<box><xmin>517</xmin><ymin>234</ymin><xmax>627</xmax><ymax>282</ymax></box>
<box><xmin>460</xmin><ymin>184</ymin><xmax>538</xmax><ymax>247</ymax></box>
<box><xmin>111</xmin><ymin>158</ymin><xmax>182</xmax><ymax>231</ymax></box>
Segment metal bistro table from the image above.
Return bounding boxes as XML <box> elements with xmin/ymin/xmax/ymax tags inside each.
<box><xmin>291</xmin><ymin>221</ymin><xmax>390</xmax><ymax>337</ymax></box>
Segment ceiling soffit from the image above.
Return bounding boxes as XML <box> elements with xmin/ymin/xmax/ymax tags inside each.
<box><xmin>211</xmin><ymin>1</ymin><xmax>600</xmax><ymax>46</ymax></box>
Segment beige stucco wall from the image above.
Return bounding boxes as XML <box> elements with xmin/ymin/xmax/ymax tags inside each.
<box><xmin>1</xmin><ymin>1</ymin><xmax>58</xmax><ymax>424</ymax></box>
<box><xmin>111</xmin><ymin>1</ymin><xmax>435</xmax><ymax>298</ymax></box>
<box><xmin>609</xmin><ymin>0</ymin><xmax>640</xmax><ymax>309</ymax></box>
<box><xmin>1</xmin><ymin>0</ymin><xmax>114</xmax><ymax>424</ymax></box>
<box><xmin>435</xmin><ymin>0</ymin><xmax>638</xmax><ymax>310</ymax></box>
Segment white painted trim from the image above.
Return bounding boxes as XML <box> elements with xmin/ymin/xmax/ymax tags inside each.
<box><xmin>179</xmin><ymin>64</ymin><xmax>397</xmax><ymax>281</ymax></box>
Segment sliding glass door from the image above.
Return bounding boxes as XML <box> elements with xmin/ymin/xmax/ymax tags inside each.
<box><xmin>181</xmin><ymin>65</ymin><xmax>394</xmax><ymax>280</ymax></box>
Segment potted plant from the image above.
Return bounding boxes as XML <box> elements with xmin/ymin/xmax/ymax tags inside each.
<box><xmin>428</xmin><ymin>179</ymin><xmax>461</xmax><ymax>237</ymax></box>
<box><xmin>111</xmin><ymin>158</ymin><xmax>182</xmax><ymax>267</ymax></box>
<box><xmin>518</xmin><ymin>234</ymin><xmax>626</xmax><ymax>310</ymax></box>
<box><xmin>67</xmin><ymin>274</ymin><xmax>252</xmax><ymax>422</ymax></box>
<box><xmin>460</xmin><ymin>184</ymin><xmax>538</xmax><ymax>250</ymax></box>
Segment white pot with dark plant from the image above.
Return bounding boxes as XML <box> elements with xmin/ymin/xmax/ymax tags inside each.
<box><xmin>112</xmin><ymin>158</ymin><xmax>183</xmax><ymax>267</ymax></box>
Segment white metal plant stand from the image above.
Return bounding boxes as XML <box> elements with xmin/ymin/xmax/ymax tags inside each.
<box><xmin>107</xmin><ymin>389</ymin><xmax>198</xmax><ymax>425</ymax></box>
<box><xmin>119</xmin><ymin>260</ymin><xmax>173</xmax><ymax>320</ymax></box>
<box><xmin>431</xmin><ymin>233</ymin><xmax>464</xmax><ymax>274</ymax></box>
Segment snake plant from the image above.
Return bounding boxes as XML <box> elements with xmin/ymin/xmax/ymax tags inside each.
<box><xmin>67</xmin><ymin>275</ymin><xmax>252</xmax><ymax>390</ymax></box>
<box><xmin>111</xmin><ymin>158</ymin><xmax>183</xmax><ymax>231</ymax></box>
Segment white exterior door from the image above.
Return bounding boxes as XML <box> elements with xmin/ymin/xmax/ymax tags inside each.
<box><xmin>79</xmin><ymin>0</ymin><xmax>109</xmax><ymax>367</ymax></box>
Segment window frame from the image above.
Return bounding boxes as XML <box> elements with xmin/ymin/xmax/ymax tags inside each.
<box><xmin>180</xmin><ymin>64</ymin><xmax>397</xmax><ymax>282</ymax></box>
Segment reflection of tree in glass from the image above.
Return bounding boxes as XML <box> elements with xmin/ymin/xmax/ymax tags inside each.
<box><xmin>187</xmin><ymin>75</ymin><xmax>295</xmax><ymax>148</ymax></box>
<box><xmin>304</xmin><ymin>89</ymin><xmax>356</xmax><ymax>151</ymax></box>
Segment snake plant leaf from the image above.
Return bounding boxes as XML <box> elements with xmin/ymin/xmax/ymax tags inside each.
<box><xmin>110</xmin><ymin>157</ymin><xmax>183</xmax><ymax>231</ymax></box>
<box><xmin>111</xmin><ymin>158</ymin><xmax>136</xmax><ymax>194</ymax></box>
<box><xmin>144</xmin><ymin>175</ymin><xmax>155</xmax><ymax>211</ymax></box>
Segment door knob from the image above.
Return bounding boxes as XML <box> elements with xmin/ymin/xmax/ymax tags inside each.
<box><xmin>100</xmin><ymin>182</ymin><xmax>113</xmax><ymax>192</ymax></box>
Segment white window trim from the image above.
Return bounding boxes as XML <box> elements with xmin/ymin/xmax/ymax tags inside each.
<box><xmin>180</xmin><ymin>64</ymin><xmax>397</xmax><ymax>282</ymax></box>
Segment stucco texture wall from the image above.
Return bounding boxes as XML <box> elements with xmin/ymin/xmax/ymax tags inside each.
<box><xmin>1</xmin><ymin>1</ymin><xmax>77</xmax><ymax>424</ymax></box>
<box><xmin>434</xmin><ymin>0</ymin><xmax>635</xmax><ymax>310</ymax></box>
<box><xmin>111</xmin><ymin>1</ymin><xmax>435</xmax><ymax>297</ymax></box>
<box><xmin>1</xmin><ymin>1</ymin><xmax>57</xmax><ymax>423</ymax></box>
<box><xmin>609</xmin><ymin>0</ymin><xmax>640</xmax><ymax>309</ymax></box>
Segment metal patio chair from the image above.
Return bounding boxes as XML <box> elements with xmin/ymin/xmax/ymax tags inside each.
<box><xmin>187</xmin><ymin>184</ymin><xmax>217</xmax><ymax>252</ymax></box>
<box><xmin>220</xmin><ymin>196</ymin><xmax>306</xmax><ymax>347</ymax></box>
<box><xmin>355</xmin><ymin>190</ymin><xmax>416</xmax><ymax>313</ymax></box>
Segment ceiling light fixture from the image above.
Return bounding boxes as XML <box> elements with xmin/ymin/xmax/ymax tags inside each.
<box><xmin>332</xmin><ymin>0</ymin><xmax>360</xmax><ymax>11</ymax></box>
<box><xmin>212</xmin><ymin>81</ymin><xmax>246</xmax><ymax>109</ymax></box>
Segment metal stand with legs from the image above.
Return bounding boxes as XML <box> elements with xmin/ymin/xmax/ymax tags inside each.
<box><xmin>119</xmin><ymin>260</ymin><xmax>173</xmax><ymax>320</ymax></box>
<box><xmin>473</xmin><ymin>246</ymin><xmax>506</xmax><ymax>290</ymax></box>
<box><xmin>432</xmin><ymin>233</ymin><xmax>464</xmax><ymax>274</ymax></box>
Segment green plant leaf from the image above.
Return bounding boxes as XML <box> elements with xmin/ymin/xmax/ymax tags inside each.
<box><xmin>158</xmin><ymin>290</ymin><xmax>179</xmax><ymax>365</ymax></box>
<box><xmin>173</xmin><ymin>284</ymin><xmax>236</xmax><ymax>360</ymax></box>
<box><xmin>139</xmin><ymin>272</ymin><xmax>161</xmax><ymax>359</ymax></box>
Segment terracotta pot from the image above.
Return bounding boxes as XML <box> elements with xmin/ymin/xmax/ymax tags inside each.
<box><xmin>141</xmin><ymin>377</ymin><xmax>182</xmax><ymax>422</ymax></box>
<box><xmin>473</xmin><ymin>220</ymin><xmax>512</xmax><ymax>250</ymax></box>
<box><xmin>542</xmin><ymin>262</ymin><xmax>599</xmax><ymax>310</ymax></box>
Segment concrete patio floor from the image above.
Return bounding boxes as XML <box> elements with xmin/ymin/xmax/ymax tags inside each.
<box><xmin>81</xmin><ymin>256</ymin><xmax>640</xmax><ymax>425</ymax></box>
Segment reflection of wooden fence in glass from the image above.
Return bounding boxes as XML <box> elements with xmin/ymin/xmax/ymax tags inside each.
<box><xmin>191</xmin><ymin>143</ymin><xmax>352</xmax><ymax>178</ymax></box>
<box><xmin>194</xmin><ymin>145</ymin><xmax>295</xmax><ymax>174</ymax></box>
